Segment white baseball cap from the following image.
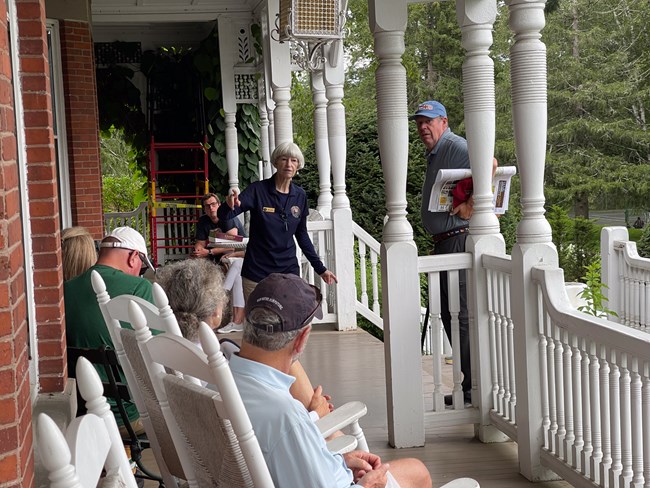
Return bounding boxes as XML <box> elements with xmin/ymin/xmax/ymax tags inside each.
<box><xmin>99</xmin><ymin>227</ymin><xmax>154</xmax><ymax>271</ymax></box>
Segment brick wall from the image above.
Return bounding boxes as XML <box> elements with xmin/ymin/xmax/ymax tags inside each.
<box><xmin>59</xmin><ymin>20</ymin><xmax>103</xmax><ymax>239</ymax></box>
<box><xmin>17</xmin><ymin>0</ymin><xmax>66</xmax><ymax>399</ymax></box>
<box><xmin>0</xmin><ymin>1</ymin><xmax>34</xmax><ymax>485</ymax></box>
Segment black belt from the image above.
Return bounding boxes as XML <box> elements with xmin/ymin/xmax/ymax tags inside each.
<box><xmin>431</xmin><ymin>226</ymin><xmax>468</xmax><ymax>243</ymax></box>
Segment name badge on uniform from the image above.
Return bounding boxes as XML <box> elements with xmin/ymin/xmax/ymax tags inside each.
<box><xmin>263</xmin><ymin>207</ymin><xmax>275</xmax><ymax>213</ymax></box>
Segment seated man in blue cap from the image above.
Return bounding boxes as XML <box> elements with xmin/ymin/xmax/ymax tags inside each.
<box><xmin>230</xmin><ymin>273</ymin><xmax>432</xmax><ymax>487</ymax></box>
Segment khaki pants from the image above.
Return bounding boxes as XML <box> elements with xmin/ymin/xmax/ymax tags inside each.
<box><xmin>242</xmin><ymin>277</ymin><xmax>258</xmax><ymax>302</ymax></box>
<box><xmin>118</xmin><ymin>417</ymin><xmax>146</xmax><ymax>438</ymax></box>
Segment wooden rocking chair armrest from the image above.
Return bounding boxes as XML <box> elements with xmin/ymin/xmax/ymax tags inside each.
<box><xmin>326</xmin><ymin>434</ymin><xmax>358</xmax><ymax>455</ymax></box>
<box><xmin>315</xmin><ymin>401</ymin><xmax>367</xmax><ymax>439</ymax></box>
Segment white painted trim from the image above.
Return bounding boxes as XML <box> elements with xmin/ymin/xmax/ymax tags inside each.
<box><xmin>46</xmin><ymin>20</ymin><xmax>72</xmax><ymax>228</ymax></box>
<box><xmin>8</xmin><ymin>0</ymin><xmax>39</xmax><ymax>401</ymax></box>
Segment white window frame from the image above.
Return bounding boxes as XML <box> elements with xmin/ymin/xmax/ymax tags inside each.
<box><xmin>47</xmin><ymin>19</ymin><xmax>72</xmax><ymax>228</ymax></box>
<box><xmin>7</xmin><ymin>0</ymin><xmax>39</xmax><ymax>400</ymax></box>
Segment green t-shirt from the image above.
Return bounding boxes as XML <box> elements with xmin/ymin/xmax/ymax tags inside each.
<box><xmin>65</xmin><ymin>264</ymin><xmax>154</xmax><ymax>424</ymax></box>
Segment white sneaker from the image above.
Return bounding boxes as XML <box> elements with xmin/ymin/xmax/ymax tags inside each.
<box><xmin>217</xmin><ymin>322</ymin><xmax>244</xmax><ymax>334</ymax></box>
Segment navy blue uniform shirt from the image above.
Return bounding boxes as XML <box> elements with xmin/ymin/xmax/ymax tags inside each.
<box><xmin>217</xmin><ymin>176</ymin><xmax>326</xmax><ymax>282</ymax></box>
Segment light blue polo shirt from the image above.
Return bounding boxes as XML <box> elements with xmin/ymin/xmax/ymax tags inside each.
<box><xmin>230</xmin><ymin>354</ymin><xmax>358</xmax><ymax>487</ymax></box>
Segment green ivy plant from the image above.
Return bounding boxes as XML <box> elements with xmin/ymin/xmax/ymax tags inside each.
<box><xmin>194</xmin><ymin>25</ymin><xmax>262</xmax><ymax>198</ymax></box>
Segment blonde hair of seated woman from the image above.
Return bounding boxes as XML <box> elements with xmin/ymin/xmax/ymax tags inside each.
<box><xmin>61</xmin><ymin>226</ymin><xmax>97</xmax><ymax>281</ymax></box>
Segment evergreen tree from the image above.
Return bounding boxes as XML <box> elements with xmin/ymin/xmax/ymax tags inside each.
<box><xmin>543</xmin><ymin>0</ymin><xmax>650</xmax><ymax>216</ymax></box>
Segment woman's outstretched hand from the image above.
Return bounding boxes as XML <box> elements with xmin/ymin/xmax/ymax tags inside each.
<box><xmin>225</xmin><ymin>190</ymin><xmax>240</xmax><ymax>209</ymax></box>
<box><xmin>320</xmin><ymin>270</ymin><xmax>338</xmax><ymax>285</ymax></box>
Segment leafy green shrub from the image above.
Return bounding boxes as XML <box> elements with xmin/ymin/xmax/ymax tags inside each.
<box><xmin>102</xmin><ymin>176</ymin><xmax>147</xmax><ymax>213</ymax></box>
<box><xmin>100</xmin><ymin>127</ymin><xmax>147</xmax><ymax>212</ymax></box>
<box><xmin>638</xmin><ymin>225</ymin><xmax>650</xmax><ymax>258</ymax></box>
<box><xmin>546</xmin><ymin>206</ymin><xmax>601</xmax><ymax>282</ymax></box>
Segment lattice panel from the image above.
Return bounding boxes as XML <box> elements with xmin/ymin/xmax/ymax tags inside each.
<box><xmin>235</xmin><ymin>73</ymin><xmax>258</xmax><ymax>103</ymax></box>
<box><xmin>279</xmin><ymin>0</ymin><xmax>340</xmax><ymax>40</ymax></box>
<box><xmin>95</xmin><ymin>42</ymin><xmax>142</xmax><ymax>65</ymax></box>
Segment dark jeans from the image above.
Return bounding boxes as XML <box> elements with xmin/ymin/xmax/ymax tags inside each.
<box><xmin>434</xmin><ymin>233</ymin><xmax>471</xmax><ymax>393</ymax></box>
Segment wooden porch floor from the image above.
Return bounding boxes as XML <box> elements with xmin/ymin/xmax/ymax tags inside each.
<box><xmin>145</xmin><ymin>327</ymin><xmax>573</xmax><ymax>487</ymax></box>
<box><xmin>301</xmin><ymin>328</ymin><xmax>572</xmax><ymax>488</ymax></box>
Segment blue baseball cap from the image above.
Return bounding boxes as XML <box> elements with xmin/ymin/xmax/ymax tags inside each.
<box><xmin>409</xmin><ymin>101</ymin><xmax>447</xmax><ymax>120</ymax></box>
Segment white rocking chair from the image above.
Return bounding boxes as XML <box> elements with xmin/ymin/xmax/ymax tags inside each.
<box><xmin>37</xmin><ymin>356</ymin><xmax>137</xmax><ymax>488</ymax></box>
<box><xmin>91</xmin><ymin>269</ymin><xmax>187</xmax><ymax>487</ymax></box>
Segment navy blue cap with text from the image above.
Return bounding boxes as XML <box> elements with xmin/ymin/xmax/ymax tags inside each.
<box><xmin>245</xmin><ymin>273</ymin><xmax>323</xmax><ymax>332</ymax></box>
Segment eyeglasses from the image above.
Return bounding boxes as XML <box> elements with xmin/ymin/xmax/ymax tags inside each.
<box><xmin>204</xmin><ymin>201</ymin><xmax>219</xmax><ymax>208</ymax></box>
<box><xmin>132</xmin><ymin>251</ymin><xmax>148</xmax><ymax>276</ymax></box>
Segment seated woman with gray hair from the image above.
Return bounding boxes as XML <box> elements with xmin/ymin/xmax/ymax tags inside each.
<box><xmin>156</xmin><ymin>259</ymin><xmax>228</xmax><ymax>342</ymax></box>
<box><xmin>155</xmin><ymin>258</ymin><xmax>332</xmax><ymax>417</ymax></box>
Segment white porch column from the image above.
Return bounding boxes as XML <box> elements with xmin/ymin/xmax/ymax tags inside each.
<box><xmin>224</xmin><ymin>112</ymin><xmax>240</xmax><ymax>191</ymax></box>
<box><xmin>258</xmin><ymin>104</ymin><xmax>272</xmax><ymax>179</ymax></box>
<box><xmin>457</xmin><ymin>0</ymin><xmax>508</xmax><ymax>443</ymax></box>
<box><xmin>324</xmin><ymin>43</ymin><xmax>356</xmax><ymax>330</ymax></box>
<box><xmin>369</xmin><ymin>0</ymin><xmax>424</xmax><ymax>448</ymax></box>
<box><xmin>218</xmin><ymin>17</ymin><xmax>240</xmax><ymax>192</ymax></box>
<box><xmin>508</xmin><ymin>0</ymin><xmax>559</xmax><ymax>480</ymax></box>
<box><xmin>260</xmin><ymin>2</ymin><xmax>277</xmax><ymax>161</ymax></box>
<box><xmin>267</xmin><ymin>110</ymin><xmax>276</xmax><ymax>166</ymax></box>
<box><xmin>311</xmin><ymin>70</ymin><xmax>333</xmax><ymax>218</ymax></box>
<box><xmin>258</xmin><ymin>76</ymin><xmax>272</xmax><ymax>180</ymax></box>
<box><xmin>266</xmin><ymin>0</ymin><xmax>293</xmax><ymax>145</ymax></box>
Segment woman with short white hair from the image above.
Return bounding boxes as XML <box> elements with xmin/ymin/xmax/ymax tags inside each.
<box><xmin>218</xmin><ymin>141</ymin><xmax>337</xmax><ymax>299</ymax></box>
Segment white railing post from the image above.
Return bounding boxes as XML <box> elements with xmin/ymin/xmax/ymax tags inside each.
<box><xmin>508</xmin><ymin>0</ymin><xmax>560</xmax><ymax>481</ymax></box>
<box><xmin>456</xmin><ymin>0</ymin><xmax>508</xmax><ymax>442</ymax></box>
<box><xmin>265</xmin><ymin>0</ymin><xmax>292</xmax><ymax>146</ymax></box>
<box><xmin>369</xmin><ymin>0</ymin><xmax>424</xmax><ymax>448</ymax></box>
<box><xmin>218</xmin><ymin>17</ymin><xmax>241</xmax><ymax>193</ymax></box>
<box><xmin>258</xmin><ymin>77</ymin><xmax>272</xmax><ymax>179</ymax></box>
<box><xmin>601</xmin><ymin>226</ymin><xmax>628</xmax><ymax>322</ymax></box>
<box><xmin>311</xmin><ymin>70</ymin><xmax>333</xmax><ymax>218</ymax></box>
<box><xmin>324</xmin><ymin>43</ymin><xmax>357</xmax><ymax>331</ymax></box>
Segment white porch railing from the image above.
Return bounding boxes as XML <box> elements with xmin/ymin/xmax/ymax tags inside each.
<box><xmin>418</xmin><ymin>252</ymin><xmax>479</xmax><ymax>423</ymax></box>
<box><xmin>352</xmin><ymin>222</ymin><xmax>382</xmax><ymax>330</ymax></box>
<box><xmin>103</xmin><ymin>202</ymin><xmax>148</xmax><ymax>238</ymax></box>
<box><xmin>349</xmin><ymin>223</ymin><xmax>451</xmax><ymax>358</ymax></box>
<box><xmin>410</xmin><ymin>229</ymin><xmax>650</xmax><ymax>488</ymax></box>
<box><xmin>302</xmin><ymin>219</ymin><xmax>337</xmax><ymax>324</ymax></box>
<box><xmin>482</xmin><ymin>252</ymin><xmax>518</xmax><ymax>440</ymax></box>
<box><xmin>602</xmin><ymin>227</ymin><xmax>650</xmax><ymax>329</ymax></box>
<box><xmin>531</xmin><ymin>264</ymin><xmax>650</xmax><ymax>488</ymax></box>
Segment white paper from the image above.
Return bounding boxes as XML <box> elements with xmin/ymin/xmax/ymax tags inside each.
<box><xmin>428</xmin><ymin>166</ymin><xmax>517</xmax><ymax>215</ymax></box>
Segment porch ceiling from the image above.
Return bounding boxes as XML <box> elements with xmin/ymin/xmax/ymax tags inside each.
<box><xmin>91</xmin><ymin>0</ymin><xmax>263</xmax><ymax>24</ymax></box>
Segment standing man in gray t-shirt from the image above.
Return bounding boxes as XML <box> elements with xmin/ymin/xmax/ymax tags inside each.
<box><xmin>412</xmin><ymin>100</ymin><xmax>473</xmax><ymax>405</ymax></box>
